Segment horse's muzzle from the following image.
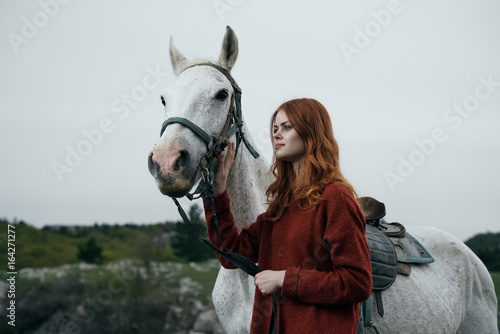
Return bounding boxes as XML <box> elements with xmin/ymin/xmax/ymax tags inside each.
<box><xmin>148</xmin><ymin>151</ymin><xmax>194</xmax><ymax>197</ymax></box>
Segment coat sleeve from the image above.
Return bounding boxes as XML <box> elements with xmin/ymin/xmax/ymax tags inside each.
<box><xmin>203</xmin><ymin>189</ymin><xmax>263</xmax><ymax>269</ymax></box>
<box><xmin>281</xmin><ymin>186</ymin><xmax>373</xmax><ymax>305</ymax></box>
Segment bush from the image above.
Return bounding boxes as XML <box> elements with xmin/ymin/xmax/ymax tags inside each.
<box><xmin>77</xmin><ymin>237</ymin><xmax>104</xmax><ymax>264</ymax></box>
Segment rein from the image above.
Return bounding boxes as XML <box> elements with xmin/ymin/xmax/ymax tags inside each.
<box><xmin>159</xmin><ymin>63</ymin><xmax>277</xmax><ymax>334</ymax></box>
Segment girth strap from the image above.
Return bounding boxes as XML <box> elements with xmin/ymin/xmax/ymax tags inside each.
<box><xmin>375</xmin><ymin>291</ymin><xmax>384</xmax><ymax>317</ymax></box>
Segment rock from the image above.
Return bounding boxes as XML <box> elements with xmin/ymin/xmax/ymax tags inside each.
<box><xmin>193</xmin><ymin>309</ymin><xmax>225</xmax><ymax>333</ymax></box>
<box><xmin>190</xmin><ymin>299</ymin><xmax>206</xmax><ymax>315</ymax></box>
<box><xmin>212</xmin><ymin>321</ymin><xmax>226</xmax><ymax>334</ymax></box>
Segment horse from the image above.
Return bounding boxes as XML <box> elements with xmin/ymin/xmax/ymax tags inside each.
<box><xmin>148</xmin><ymin>26</ymin><xmax>498</xmax><ymax>334</ymax></box>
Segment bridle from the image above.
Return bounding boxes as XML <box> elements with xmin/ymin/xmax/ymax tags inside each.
<box><xmin>160</xmin><ymin>62</ymin><xmax>259</xmax><ymax>199</ymax></box>
<box><xmin>157</xmin><ymin>62</ymin><xmax>278</xmax><ymax>334</ymax></box>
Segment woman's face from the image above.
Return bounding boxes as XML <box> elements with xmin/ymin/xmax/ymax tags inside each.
<box><xmin>272</xmin><ymin>110</ymin><xmax>306</xmax><ymax>171</ymax></box>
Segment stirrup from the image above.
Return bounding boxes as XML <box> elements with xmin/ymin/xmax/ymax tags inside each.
<box><xmin>367</xmin><ymin>321</ymin><xmax>381</xmax><ymax>334</ymax></box>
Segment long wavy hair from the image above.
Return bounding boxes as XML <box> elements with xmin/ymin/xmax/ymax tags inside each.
<box><xmin>265</xmin><ymin>98</ymin><xmax>358</xmax><ymax>222</ymax></box>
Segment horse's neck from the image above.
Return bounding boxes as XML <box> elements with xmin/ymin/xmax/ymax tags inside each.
<box><xmin>226</xmin><ymin>126</ymin><xmax>271</xmax><ymax>232</ymax></box>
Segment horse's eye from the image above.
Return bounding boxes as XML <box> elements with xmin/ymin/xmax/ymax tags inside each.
<box><xmin>216</xmin><ymin>90</ymin><xmax>229</xmax><ymax>101</ymax></box>
<box><xmin>160</xmin><ymin>95</ymin><xmax>166</xmax><ymax>106</ymax></box>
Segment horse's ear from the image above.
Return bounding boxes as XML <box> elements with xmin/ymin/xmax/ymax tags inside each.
<box><xmin>218</xmin><ymin>26</ymin><xmax>238</xmax><ymax>72</ymax></box>
<box><xmin>169</xmin><ymin>36</ymin><xmax>187</xmax><ymax>76</ymax></box>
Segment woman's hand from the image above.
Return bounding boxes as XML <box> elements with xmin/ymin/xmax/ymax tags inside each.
<box><xmin>213</xmin><ymin>142</ymin><xmax>235</xmax><ymax>196</ymax></box>
<box><xmin>254</xmin><ymin>270</ymin><xmax>286</xmax><ymax>296</ymax></box>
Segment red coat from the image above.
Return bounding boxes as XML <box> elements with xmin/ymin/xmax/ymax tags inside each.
<box><xmin>203</xmin><ymin>183</ymin><xmax>372</xmax><ymax>334</ymax></box>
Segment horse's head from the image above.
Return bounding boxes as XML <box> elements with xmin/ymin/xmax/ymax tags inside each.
<box><xmin>148</xmin><ymin>26</ymin><xmax>239</xmax><ymax>197</ymax></box>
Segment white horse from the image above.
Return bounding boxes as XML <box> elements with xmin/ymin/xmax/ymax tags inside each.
<box><xmin>148</xmin><ymin>27</ymin><xmax>498</xmax><ymax>334</ymax></box>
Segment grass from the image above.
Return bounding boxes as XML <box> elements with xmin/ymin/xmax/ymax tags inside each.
<box><xmin>0</xmin><ymin>220</ymin><xmax>183</xmax><ymax>270</ymax></box>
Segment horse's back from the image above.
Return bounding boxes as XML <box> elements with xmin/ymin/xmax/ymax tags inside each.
<box><xmin>371</xmin><ymin>226</ymin><xmax>498</xmax><ymax>334</ymax></box>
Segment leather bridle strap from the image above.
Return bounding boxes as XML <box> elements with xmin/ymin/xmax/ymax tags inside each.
<box><xmin>160</xmin><ymin>117</ymin><xmax>213</xmax><ymax>146</ymax></box>
<box><xmin>160</xmin><ymin>62</ymin><xmax>259</xmax><ymax>201</ymax></box>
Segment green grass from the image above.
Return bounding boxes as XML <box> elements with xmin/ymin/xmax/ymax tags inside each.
<box><xmin>0</xmin><ymin>220</ymin><xmax>183</xmax><ymax>269</ymax></box>
<box><xmin>1</xmin><ymin>220</ymin><xmax>80</xmax><ymax>268</ymax></box>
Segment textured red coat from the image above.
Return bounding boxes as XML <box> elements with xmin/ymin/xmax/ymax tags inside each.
<box><xmin>203</xmin><ymin>183</ymin><xmax>372</xmax><ymax>334</ymax></box>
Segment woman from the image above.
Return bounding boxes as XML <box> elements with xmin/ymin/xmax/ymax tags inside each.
<box><xmin>203</xmin><ymin>98</ymin><xmax>372</xmax><ymax>333</ymax></box>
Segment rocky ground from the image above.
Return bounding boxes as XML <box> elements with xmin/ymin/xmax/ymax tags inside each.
<box><xmin>0</xmin><ymin>259</ymin><xmax>226</xmax><ymax>334</ymax></box>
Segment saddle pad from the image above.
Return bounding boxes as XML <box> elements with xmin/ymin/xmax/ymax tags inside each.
<box><xmin>389</xmin><ymin>232</ymin><xmax>435</xmax><ymax>264</ymax></box>
<box><xmin>365</xmin><ymin>224</ymin><xmax>398</xmax><ymax>291</ymax></box>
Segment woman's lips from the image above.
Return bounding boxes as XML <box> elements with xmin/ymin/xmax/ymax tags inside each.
<box><xmin>275</xmin><ymin>144</ymin><xmax>284</xmax><ymax>150</ymax></box>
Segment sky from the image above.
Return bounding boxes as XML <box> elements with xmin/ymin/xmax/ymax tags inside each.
<box><xmin>1</xmin><ymin>0</ymin><xmax>499</xmax><ymax>241</ymax></box>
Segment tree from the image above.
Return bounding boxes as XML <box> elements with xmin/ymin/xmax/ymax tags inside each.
<box><xmin>171</xmin><ymin>204</ymin><xmax>215</xmax><ymax>262</ymax></box>
<box><xmin>465</xmin><ymin>232</ymin><xmax>500</xmax><ymax>272</ymax></box>
<box><xmin>77</xmin><ymin>237</ymin><xmax>105</xmax><ymax>264</ymax></box>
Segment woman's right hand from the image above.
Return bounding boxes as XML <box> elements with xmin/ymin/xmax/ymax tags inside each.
<box><xmin>212</xmin><ymin>142</ymin><xmax>235</xmax><ymax>196</ymax></box>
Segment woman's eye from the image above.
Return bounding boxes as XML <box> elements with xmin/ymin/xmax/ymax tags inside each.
<box><xmin>285</xmin><ymin>125</ymin><xmax>292</xmax><ymax>130</ymax></box>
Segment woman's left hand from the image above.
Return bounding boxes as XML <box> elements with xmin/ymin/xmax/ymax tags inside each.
<box><xmin>254</xmin><ymin>270</ymin><xmax>286</xmax><ymax>296</ymax></box>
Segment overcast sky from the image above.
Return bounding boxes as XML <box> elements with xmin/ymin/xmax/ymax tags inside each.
<box><xmin>1</xmin><ymin>0</ymin><xmax>499</xmax><ymax>241</ymax></box>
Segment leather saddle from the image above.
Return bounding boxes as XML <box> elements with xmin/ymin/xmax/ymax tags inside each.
<box><xmin>356</xmin><ymin>197</ymin><xmax>434</xmax><ymax>333</ymax></box>
<box><xmin>359</xmin><ymin>196</ymin><xmax>434</xmax><ymax>268</ymax></box>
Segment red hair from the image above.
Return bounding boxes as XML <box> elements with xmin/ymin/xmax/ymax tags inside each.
<box><xmin>265</xmin><ymin>98</ymin><xmax>358</xmax><ymax>222</ymax></box>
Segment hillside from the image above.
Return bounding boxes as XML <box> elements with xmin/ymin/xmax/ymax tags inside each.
<box><xmin>0</xmin><ymin>204</ymin><xmax>214</xmax><ymax>269</ymax></box>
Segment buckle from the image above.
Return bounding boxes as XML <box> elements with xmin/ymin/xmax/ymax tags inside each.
<box><xmin>201</xmin><ymin>167</ymin><xmax>211</xmax><ymax>184</ymax></box>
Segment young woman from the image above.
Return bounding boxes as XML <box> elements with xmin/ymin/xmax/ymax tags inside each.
<box><xmin>203</xmin><ymin>98</ymin><xmax>372</xmax><ymax>333</ymax></box>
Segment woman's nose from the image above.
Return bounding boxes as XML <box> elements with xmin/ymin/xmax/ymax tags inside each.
<box><xmin>273</xmin><ymin>130</ymin><xmax>282</xmax><ymax>140</ymax></box>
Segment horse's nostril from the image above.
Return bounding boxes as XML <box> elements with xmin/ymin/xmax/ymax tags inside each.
<box><xmin>148</xmin><ymin>153</ymin><xmax>157</xmax><ymax>177</ymax></box>
<box><xmin>173</xmin><ymin>150</ymin><xmax>190</xmax><ymax>172</ymax></box>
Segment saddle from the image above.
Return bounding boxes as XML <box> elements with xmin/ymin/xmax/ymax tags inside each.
<box><xmin>357</xmin><ymin>197</ymin><xmax>434</xmax><ymax>334</ymax></box>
